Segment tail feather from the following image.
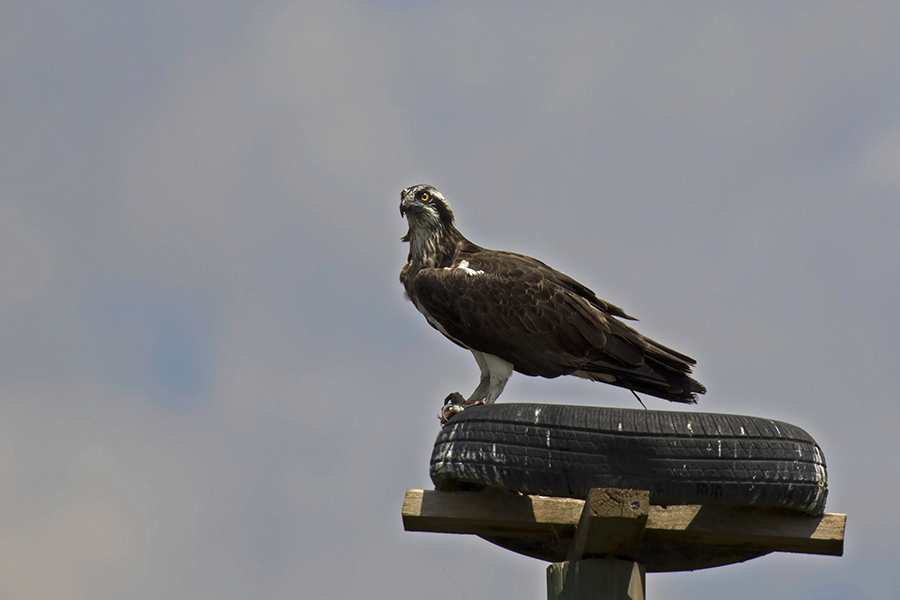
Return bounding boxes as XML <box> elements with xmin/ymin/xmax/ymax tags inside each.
<box><xmin>578</xmin><ymin>339</ymin><xmax>706</xmax><ymax>404</ymax></box>
<box><xmin>577</xmin><ymin>367</ymin><xmax>703</xmax><ymax>404</ymax></box>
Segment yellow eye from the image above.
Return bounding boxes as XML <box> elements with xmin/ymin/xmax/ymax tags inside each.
<box><xmin>421</xmin><ymin>192</ymin><xmax>430</xmax><ymax>202</ymax></box>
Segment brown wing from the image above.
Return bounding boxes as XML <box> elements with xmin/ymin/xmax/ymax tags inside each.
<box><xmin>410</xmin><ymin>247</ymin><xmax>704</xmax><ymax>402</ymax></box>
<box><xmin>409</xmin><ymin>249</ymin><xmax>641</xmax><ymax>377</ymax></box>
<box><xmin>453</xmin><ymin>243</ymin><xmax>638</xmax><ymax>321</ymax></box>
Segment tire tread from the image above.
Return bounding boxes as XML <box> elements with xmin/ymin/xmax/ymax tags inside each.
<box><xmin>430</xmin><ymin>403</ymin><xmax>828</xmax><ymax>515</ymax></box>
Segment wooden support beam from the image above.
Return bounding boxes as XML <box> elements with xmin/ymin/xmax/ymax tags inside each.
<box><xmin>567</xmin><ymin>489</ymin><xmax>649</xmax><ymax>561</ymax></box>
<box><xmin>402</xmin><ymin>488</ymin><xmax>845</xmax><ymax>571</ymax></box>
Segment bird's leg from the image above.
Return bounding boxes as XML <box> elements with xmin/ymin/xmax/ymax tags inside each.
<box><xmin>465</xmin><ymin>373</ymin><xmax>491</xmax><ymax>405</ymax></box>
<box><xmin>469</xmin><ymin>351</ymin><xmax>513</xmax><ymax>403</ymax></box>
<box><xmin>439</xmin><ymin>352</ymin><xmax>513</xmax><ymax>424</ymax></box>
<box><xmin>439</xmin><ymin>368</ymin><xmax>490</xmax><ymax>424</ymax></box>
<box><xmin>464</xmin><ymin>351</ymin><xmax>493</xmax><ymax>406</ymax></box>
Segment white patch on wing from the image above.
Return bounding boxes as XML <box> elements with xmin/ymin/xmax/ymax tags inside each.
<box><xmin>453</xmin><ymin>259</ymin><xmax>484</xmax><ymax>276</ymax></box>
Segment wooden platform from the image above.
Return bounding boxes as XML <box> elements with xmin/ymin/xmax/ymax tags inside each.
<box><xmin>402</xmin><ymin>488</ymin><xmax>845</xmax><ymax>573</ymax></box>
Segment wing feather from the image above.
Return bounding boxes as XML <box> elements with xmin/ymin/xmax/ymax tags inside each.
<box><xmin>408</xmin><ymin>246</ymin><xmax>703</xmax><ymax>402</ymax></box>
<box><xmin>409</xmin><ymin>249</ymin><xmax>634</xmax><ymax>378</ymax></box>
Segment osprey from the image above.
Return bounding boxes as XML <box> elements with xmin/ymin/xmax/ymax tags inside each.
<box><xmin>399</xmin><ymin>184</ymin><xmax>706</xmax><ymax>422</ymax></box>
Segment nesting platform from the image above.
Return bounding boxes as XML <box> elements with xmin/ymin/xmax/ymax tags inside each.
<box><xmin>402</xmin><ymin>487</ymin><xmax>845</xmax><ymax>599</ymax></box>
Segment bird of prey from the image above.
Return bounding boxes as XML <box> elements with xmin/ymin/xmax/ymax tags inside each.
<box><xmin>399</xmin><ymin>184</ymin><xmax>705</xmax><ymax>422</ymax></box>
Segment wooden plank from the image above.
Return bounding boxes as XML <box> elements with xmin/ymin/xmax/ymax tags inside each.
<box><xmin>644</xmin><ymin>505</ymin><xmax>846</xmax><ymax>556</ymax></box>
<box><xmin>402</xmin><ymin>489</ymin><xmax>582</xmax><ymax>537</ymax></box>
<box><xmin>402</xmin><ymin>489</ymin><xmax>845</xmax><ymax>558</ymax></box>
<box><xmin>567</xmin><ymin>489</ymin><xmax>649</xmax><ymax>561</ymax></box>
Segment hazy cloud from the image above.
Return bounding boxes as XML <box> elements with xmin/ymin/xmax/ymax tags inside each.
<box><xmin>2</xmin><ymin>0</ymin><xmax>899</xmax><ymax>598</ymax></box>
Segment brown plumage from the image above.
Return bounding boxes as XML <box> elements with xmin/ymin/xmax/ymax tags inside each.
<box><xmin>399</xmin><ymin>184</ymin><xmax>705</xmax><ymax>411</ymax></box>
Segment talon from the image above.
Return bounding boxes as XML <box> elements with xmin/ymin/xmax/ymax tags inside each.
<box><xmin>439</xmin><ymin>402</ymin><xmax>466</xmax><ymax>424</ymax></box>
<box><xmin>443</xmin><ymin>392</ymin><xmax>465</xmax><ymax>406</ymax></box>
<box><xmin>439</xmin><ymin>396</ymin><xmax>486</xmax><ymax>425</ymax></box>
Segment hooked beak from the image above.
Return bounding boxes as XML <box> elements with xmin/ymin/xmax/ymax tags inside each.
<box><xmin>400</xmin><ymin>193</ymin><xmax>412</xmax><ymax>218</ymax></box>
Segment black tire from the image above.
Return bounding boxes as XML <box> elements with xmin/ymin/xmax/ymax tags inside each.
<box><xmin>430</xmin><ymin>403</ymin><xmax>828</xmax><ymax>516</ymax></box>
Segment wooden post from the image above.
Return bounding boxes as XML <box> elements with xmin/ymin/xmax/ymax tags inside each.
<box><xmin>548</xmin><ymin>489</ymin><xmax>650</xmax><ymax>600</ymax></box>
<box><xmin>547</xmin><ymin>560</ymin><xmax>645</xmax><ymax>600</ymax></box>
<box><xmin>567</xmin><ymin>489</ymin><xmax>650</xmax><ymax>561</ymax></box>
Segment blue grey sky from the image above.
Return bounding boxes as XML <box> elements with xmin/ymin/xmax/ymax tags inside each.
<box><xmin>2</xmin><ymin>1</ymin><xmax>899</xmax><ymax>598</ymax></box>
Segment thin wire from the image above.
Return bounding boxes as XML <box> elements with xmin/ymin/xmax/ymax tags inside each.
<box><xmin>619</xmin><ymin>379</ymin><xmax>648</xmax><ymax>410</ymax></box>
<box><xmin>438</xmin><ymin>563</ymin><xmax>472</xmax><ymax>600</ymax></box>
<box><xmin>629</xmin><ymin>388</ymin><xmax>648</xmax><ymax>410</ymax></box>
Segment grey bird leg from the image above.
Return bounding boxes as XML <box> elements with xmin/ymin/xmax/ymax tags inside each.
<box><xmin>440</xmin><ymin>352</ymin><xmax>513</xmax><ymax>424</ymax></box>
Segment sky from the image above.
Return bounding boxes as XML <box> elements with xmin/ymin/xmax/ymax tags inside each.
<box><xmin>1</xmin><ymin>0</ymin><xmax>899</xmax><ymax>598</ymax></box>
